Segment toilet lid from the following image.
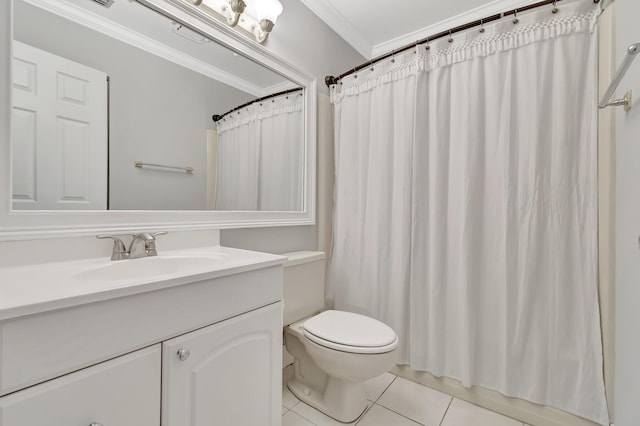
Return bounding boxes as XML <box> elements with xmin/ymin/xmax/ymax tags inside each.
<box><xmin>302</xmin><ymin>310</ymin><xmax>399</xmax><ymax>354</ymax></box>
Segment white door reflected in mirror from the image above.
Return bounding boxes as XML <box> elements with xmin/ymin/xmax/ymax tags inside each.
<box><xmin>12</xmin><ymin>41</ymin><xmax>107</xmax><ymax>210</ymax></box>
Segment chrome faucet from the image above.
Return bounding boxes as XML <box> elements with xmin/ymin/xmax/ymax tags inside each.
<box><xmin>97</xmin><ymin>231</ymin><xmax>167</xmax><ymax>260</ymax></box>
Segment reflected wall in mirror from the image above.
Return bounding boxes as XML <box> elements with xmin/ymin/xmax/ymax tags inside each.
<box><xmin>11</xmin><ymin>0</ymin><xmax>304</xmax><ymax>212</ymax></box>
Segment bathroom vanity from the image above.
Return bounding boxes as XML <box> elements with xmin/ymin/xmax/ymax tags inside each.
<box><xmin>0</xmin><ymin>246</ymin><xmax>285</xmax><ymax>425</ymax></box>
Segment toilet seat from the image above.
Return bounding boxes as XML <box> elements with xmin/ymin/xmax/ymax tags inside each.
<box><xmin>302</xmin><ymin>310</ymin><xmax>399</xmax><ymax>354</ymax></box>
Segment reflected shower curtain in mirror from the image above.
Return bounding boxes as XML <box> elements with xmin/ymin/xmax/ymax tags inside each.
<box><xmin>214</xmin><ymin>92</ymin><xmax>304</xmax><ymax>211</ymax></box>
<box><xmin>215</xmin><ymin>121</ymin><xmax>260</xmax><ymax>210</ymax></box>
<box><xmin>328</xmin><ymin>1</ymin><xmax>608</xmax><ymax>424</ymax></box>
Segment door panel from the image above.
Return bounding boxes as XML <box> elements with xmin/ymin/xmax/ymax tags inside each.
<box><xmin>11</xmin><ymin>107</ymin><xmax>37</xmax><ymax>203</ymax></box>
<box><xmin>11</xmin><ymin>41</ymin><xmax>107</xmax><ymax>210</ymax></box>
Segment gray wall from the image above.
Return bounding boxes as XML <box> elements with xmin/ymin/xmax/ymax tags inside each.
<box><xmin>220</xmin><ymin>0</ymin><xmax>365</xmax><ymax>253</ymax></box>
<box><xmin>14</xmin><ymin>0</ymin><xmax>255</xmax><ymax>210</ymax></box>
<box><xmin>265</xmin><ymin>0</ymin><xmax>365</xmax><ymax>97</ymax></box>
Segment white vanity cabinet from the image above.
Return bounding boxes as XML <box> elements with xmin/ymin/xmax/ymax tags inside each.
<box><xmin>0</xmin><ymin>345</ymin><xmax>161</xmax><ymax>426</ymax></box>
<box><xmin>0</xmin><ymin>251</ymin><xmax>285</xmax><ymax>426</ymax></box>
<box><xmin>162</xmin><ymin>302</ymin><xmax>282</xmax><ymax>426</ymax></box>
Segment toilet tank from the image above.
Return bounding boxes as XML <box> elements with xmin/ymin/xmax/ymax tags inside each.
<box><xmin>283</xmin><ymin>251</ymin><xmax>326</xmax><ymax>326</ymax></box>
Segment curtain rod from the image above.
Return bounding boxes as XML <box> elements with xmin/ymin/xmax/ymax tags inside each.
<box><xmin>325</xmin><ymin>0</ymin><xmax>600</xmax><ymax>87</ymax></box>
<box><xmin>212</xmin><ymin>87</ymin><xmax>303</xmax><ymax>122</ymax></box>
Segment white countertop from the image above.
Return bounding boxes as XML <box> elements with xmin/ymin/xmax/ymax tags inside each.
<box><xmin>0</xmin><ymin>246</ymin><xmax>286</xmax><ymax>321</ymax></box>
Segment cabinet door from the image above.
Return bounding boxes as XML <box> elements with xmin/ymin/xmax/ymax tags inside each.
<box><xmin>162</xmin><ymin>302</ymin><xmax>282</xmax><ymax>426</ymax></box>
<box><xmin>0</xmin><ymin>344</ymin><xmax>160</xmax><ymax>426</ymax></box>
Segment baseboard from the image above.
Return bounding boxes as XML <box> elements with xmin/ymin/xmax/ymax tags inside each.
<box><xmin>392</xmin><ymin>365</ymin><xmax>602</xmax><ymax>426</ymax></box>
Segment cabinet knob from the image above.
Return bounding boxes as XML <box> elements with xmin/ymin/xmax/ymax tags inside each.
<box><xmin>177</xmin><ymin>348</ymin><xmax>190</xmax><ymax>361</ymax></box>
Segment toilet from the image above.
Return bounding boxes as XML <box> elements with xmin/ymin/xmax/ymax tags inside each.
<box><xmin>283</xmin><ymin>251</ymin><xmax>399</xmax><ymax>423</ymax></box>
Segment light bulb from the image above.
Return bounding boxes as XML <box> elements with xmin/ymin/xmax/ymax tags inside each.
<box><xmin>253</xmin><ymin>0</ymin><xmax>283</xmax><ymax>25</ymax></box>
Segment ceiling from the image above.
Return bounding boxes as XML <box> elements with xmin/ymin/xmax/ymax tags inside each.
<box><xmin>300</xmin><ymin>0</ymin><xmax>535</xmax><ymax>58</ymax></box>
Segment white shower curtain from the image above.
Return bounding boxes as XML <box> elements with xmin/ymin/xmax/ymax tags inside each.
<box><xmin>215</xmin><ymin>91</ymin><xmax>304</xmax><ymax>210</ymax></box>
<box><xmin>258</xmin><ymin>96</ymin><xmax>305</xmax><ymax>211</ymax></box>
<box><xmin>215</xmin><ymin>121</ymin><xmax>260</xmax><ymax>210</ymax></box>
<box><xmin>328</xmin><ymin>1</ymin><xmax>608</xmax><ymax>424</ymax></box>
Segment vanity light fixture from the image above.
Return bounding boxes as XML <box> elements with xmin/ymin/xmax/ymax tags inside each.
<box><xmin>172</xmin><ymin>22</ymin><xmax>211</xmax><ymax>43</ymax></box>
<box><xmin>222</xmin><ymin>0</ymin><xmax>247</xmax><ymax>26</ymax></box>
<box><xmin>249</xmin><ymin>0</ymin><xmax>284</xmax><ymax>43</ymax></box>
<box><xmin>188</xmin><ymin>0</ymin><xmax>283</xmax><ymax>44</ymax></box>
<box><xmin>90</xmin><ymin>0</ymin><xmax>115</xmax><ymax>8</ymax></box>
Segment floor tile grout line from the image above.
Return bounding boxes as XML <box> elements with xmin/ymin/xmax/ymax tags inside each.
<box><xmin>372</xmin><ymin>402</ymin><xmax>428</xmax><ymax>425</ymax></box>
<box><xmin>372</xmin><ymin>374</ymin><xmax>398</xmax><ymax>403</ymax></box>
<box><xmin>289</xmin><ymin>382</ymin><xmax>400</xmax><ymax>426</ymax></box>
<box><xmin>355</xmin><ymin>374</ymin><xmax>399</xmax><ymax>425</ymax></box>
<box><xmin>290</xmin><ymin>373</ymin><xmax>399</xmax><ymax>426</ymax></box>
<box><xmin>286</xmin><ymin>373</ymin><xmax>529</xmax><ymax>426</ymax></box>
<box><xmin>438</xmin><ymin>396</ymin><xmax>454</xmax><ymax>426</ymax></box>
<box><xmin>355</xmin><ymin>402</ymin><xmax>376</xmax><ymax>426</ymax></box>
<box><xmin>294</xmin><ymin>400</ymin><xmax>373</xmax><ymax>426</ymax></box>
<box><xmin>286</xmin><ymin>410</ymin><xmax>315</xmax><ymax>425</ymax></box>
<box><xmin>289</xmin><ymin>396</ymin><xmax>366</xmax><ymax>425</ymax></box>
<box><xmin>283</xmin><ymin>385</ymin><xmax>301</xmax><ymax>411</ymax></box>
<box><xmin>286</xmin><ymin>372</ymin><xmax>517</xmax><ymax>426</ymax></box>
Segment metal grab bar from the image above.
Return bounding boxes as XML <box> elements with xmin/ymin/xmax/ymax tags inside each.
<box><xmin>599</xmin><ymin>42</ymin><xmax>640</xmax><ymax>111</ymax></box>
<box><xmin>134</xmin><ymin>160</ymin><xmax>194</xmax><ymax>174</ymax></box>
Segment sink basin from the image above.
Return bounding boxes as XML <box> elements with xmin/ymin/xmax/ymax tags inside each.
<box><xmin>74</xmin><ymin>254</ymin><xmax>229</xmax><ymax>282</ymax></box>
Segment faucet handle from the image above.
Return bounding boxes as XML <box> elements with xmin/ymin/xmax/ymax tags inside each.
<box><xmin>143</xmin><ymin>231</ymin><xmax>168</xmax><ymax>257</ymax></box>
<box><xmin>96</xmin><ymin>234</ymin><xmax>128</xmax><ymax>260</ymax></box>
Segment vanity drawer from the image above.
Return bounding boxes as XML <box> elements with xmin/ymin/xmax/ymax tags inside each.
<box><xmin>0</xmin><ymin>344</ymin><xmax>160</xmax><ymax>426</ymax></box>
<box><xmin>0</xmin><ymin>265</ymin><xmax>282</xmax><ymax>395</ymax></box>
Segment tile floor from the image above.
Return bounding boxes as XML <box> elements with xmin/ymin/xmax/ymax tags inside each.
<box><xmin>282</xmin><ymin>372</ymin><xmax>530</xmax><ymax>426</ymax></box>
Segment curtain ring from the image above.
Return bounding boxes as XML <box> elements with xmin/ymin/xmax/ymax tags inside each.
<box><xmin>369</xmin><ymin>60</ymin><xmax>374</xmax><ymax>72</ymax></box>
<box><xmin>448</xmin><ymin>30</ymin><xmax>453</xmax><ymax>43</ymax></box>
<box><xmin>425</xmin><ymin>37</ymin><xmax>431</xmax><ymax>50</ymax></box>
<box><xmin>479</xmin><ymin>18</ymin><xmax>485</xmax><ymax>33</ymax></box>
<box><xmin>353</xmin><ymin>67</ymin><xmax>357</xmax><ymax>79</ymax></box>
<box><xmin>552</xmin><ymin>0</ymin><xmax>559</xmax><ymax>13</ymax></box>
<box><xmin>391</xmin><ymin>49</ymin><xmax>396</xmax><ymax>63</ymax></box>
<box><xmin>513</xmin><ymin>9</ymin><xmax>520</xmax><ymax>24</ymax></box>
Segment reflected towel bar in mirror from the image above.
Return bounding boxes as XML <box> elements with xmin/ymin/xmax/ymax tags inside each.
<box><xmin>134</xmin><ymin>160</ymin><xmax>194</xmax><ymax>174</ymax></box>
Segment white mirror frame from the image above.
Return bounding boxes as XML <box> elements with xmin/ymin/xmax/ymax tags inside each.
<box><xmin>0</xmin><ymin>0</ymin><xmax>316</xmax><ymax>240</ymax></box>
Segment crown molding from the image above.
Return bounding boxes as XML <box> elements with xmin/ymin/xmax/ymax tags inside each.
<box><xmin>263</xmin><ymin>80</ymin><xmax>299</xmax><ymax>95</ymax></box>
<box><xmin>22</xmin><ymin>0</ymin><xmax>269</xmax><ymax>97</ymax></box>
<box><xmin>371</xmin><ymin>0</ymin><xmax>532</xmax><ymax>57</ymax></box>
<box><xmin>300</xmin><ymin>0</ymin><xmax>372</xmax><ymax>58</ymax></box>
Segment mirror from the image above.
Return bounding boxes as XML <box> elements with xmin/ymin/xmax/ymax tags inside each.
<box><xmin>11</xmin><ymin>0</ymin><xmax>304</xmax><ymax>212</ymax></box>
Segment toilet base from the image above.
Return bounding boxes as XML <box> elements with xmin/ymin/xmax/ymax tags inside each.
<box><xmin>288</xmin><ymin>376</ymin><xmax>368</xmax><ymax>423</ymax></box>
